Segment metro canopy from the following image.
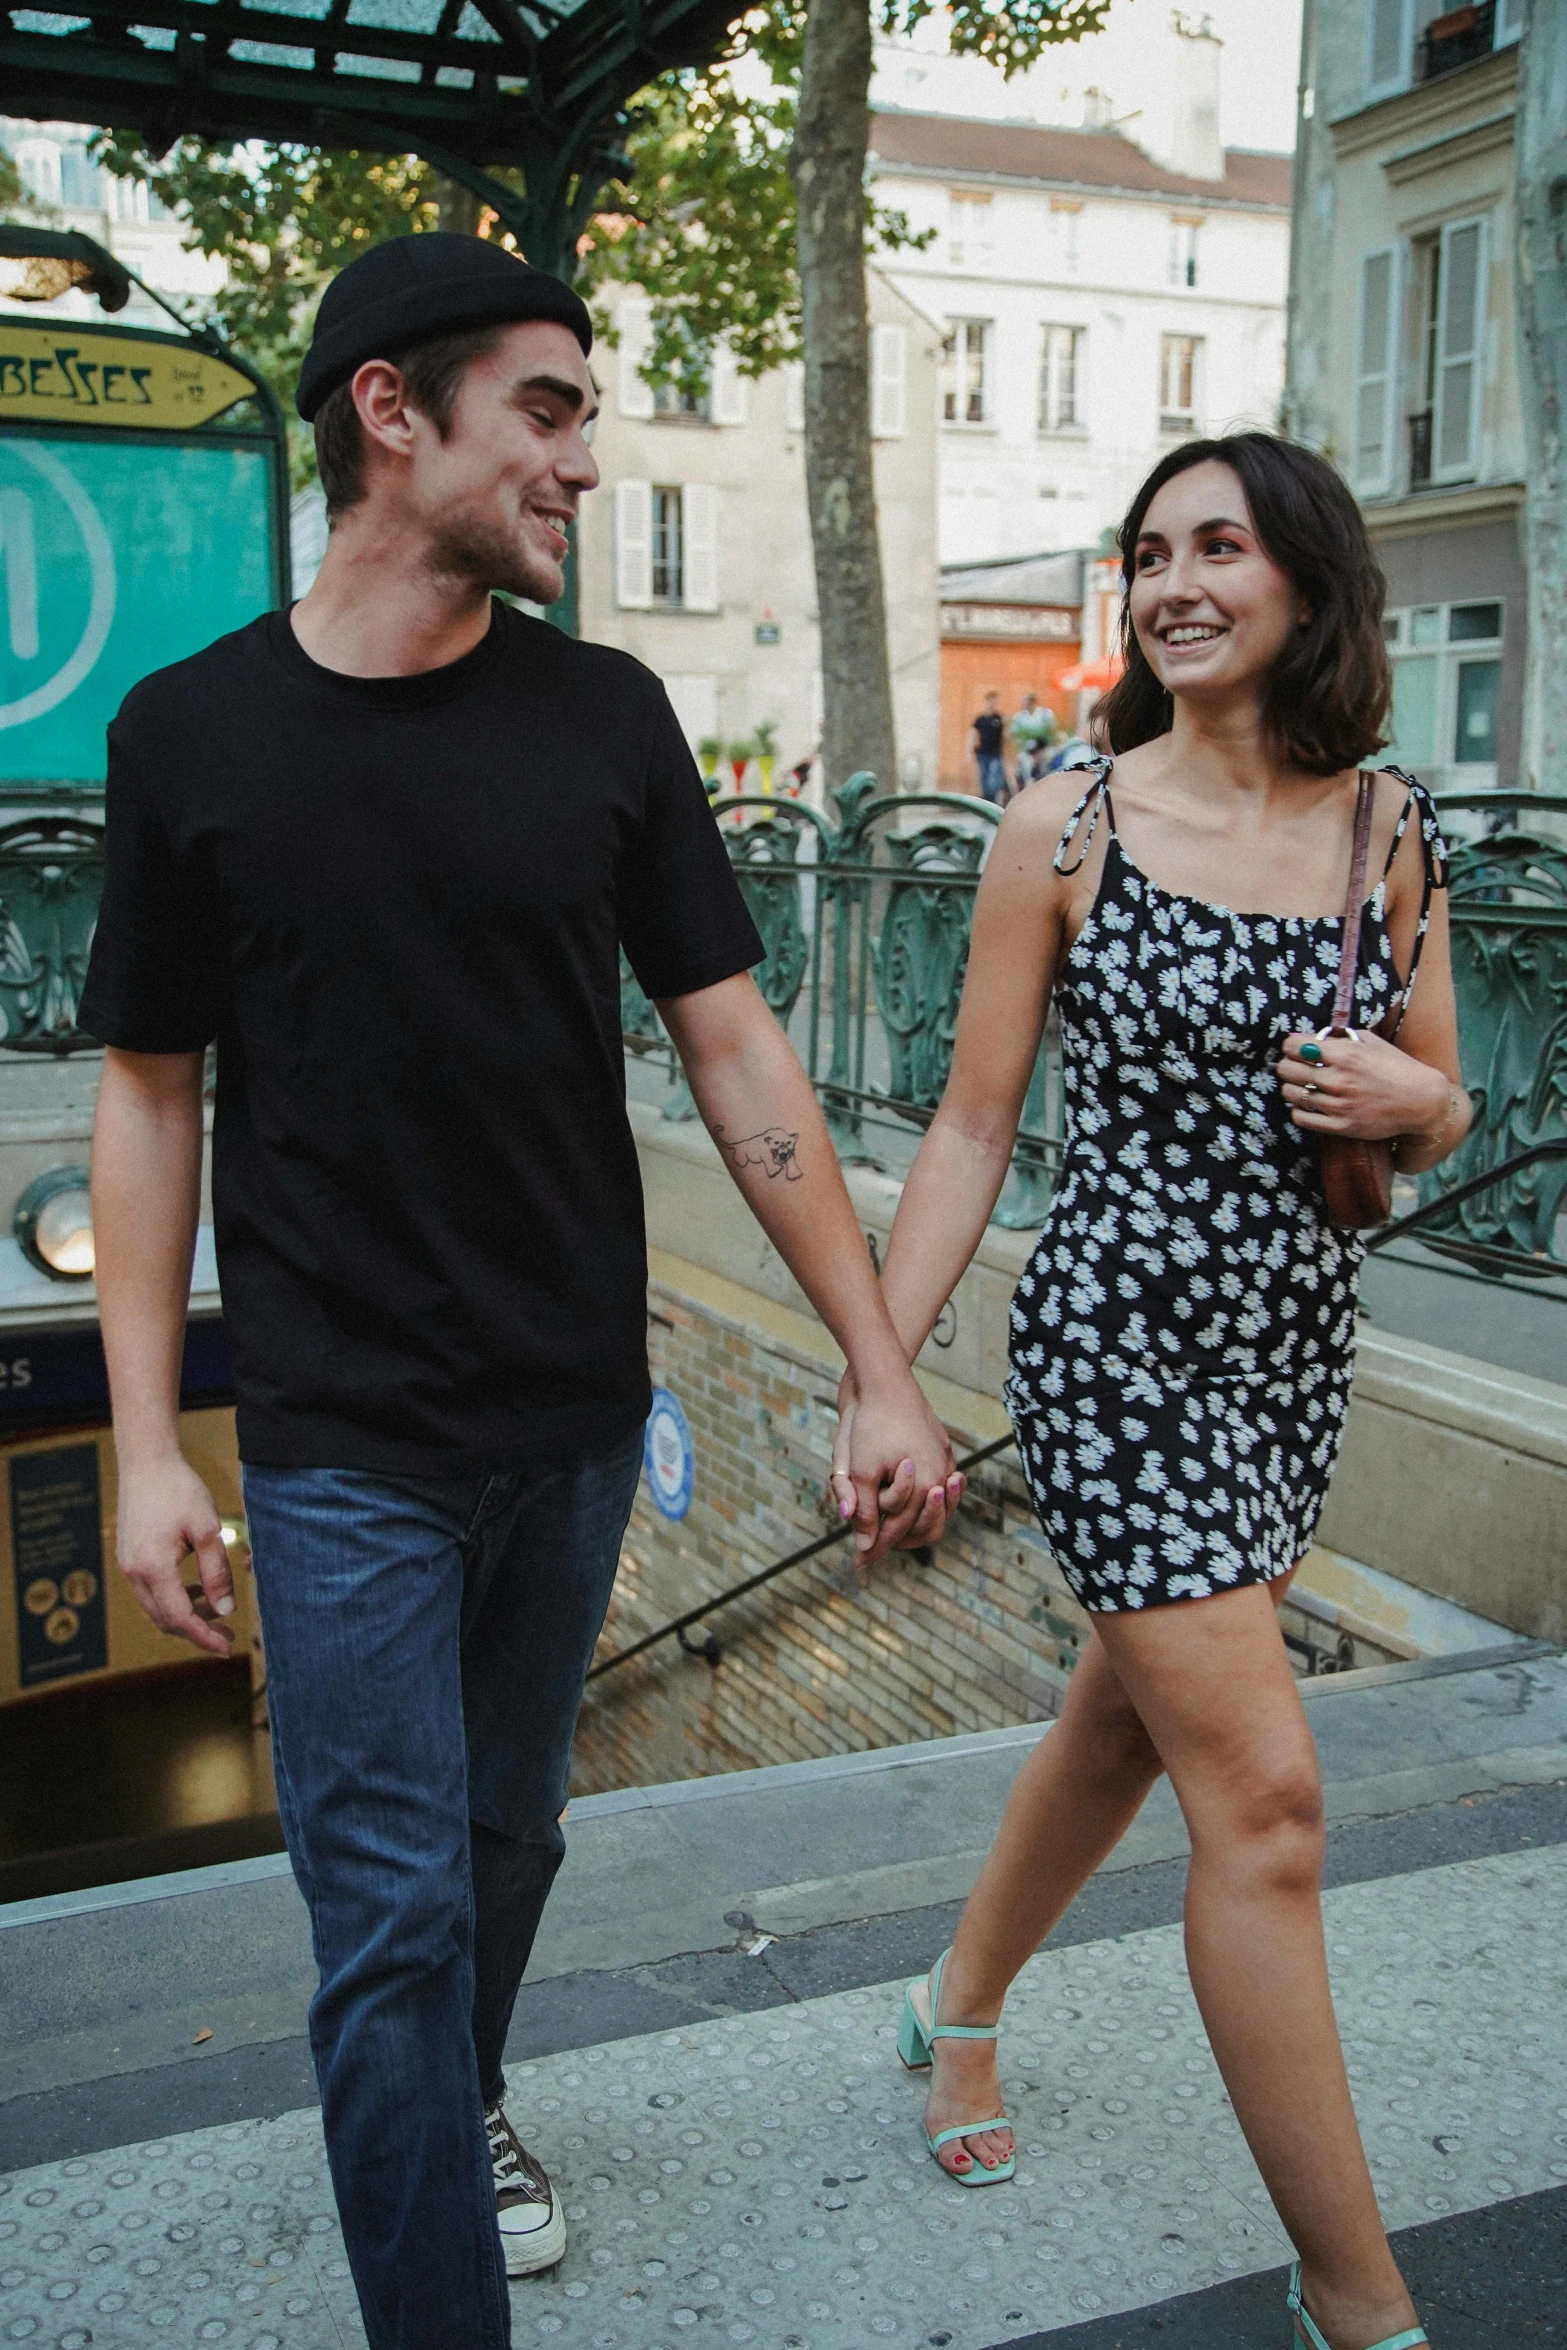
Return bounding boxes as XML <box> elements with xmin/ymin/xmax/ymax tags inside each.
<box><xmin>0</xmin><ymin>0</ymin><xmax>748</xmax><ymax>278</ymax></box>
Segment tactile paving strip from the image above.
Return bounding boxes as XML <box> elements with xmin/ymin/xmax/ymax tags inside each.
<box><xmin>2</xmin><ymin>1846</ymin><xmax>1563</xmax><ymax>2349</ymax></box>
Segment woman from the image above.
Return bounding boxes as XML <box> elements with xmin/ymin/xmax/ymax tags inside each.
<box><xmin>845</xmin><ymin>435</ymin><xmax>1468</xmax><ymax>2350</ymax></box>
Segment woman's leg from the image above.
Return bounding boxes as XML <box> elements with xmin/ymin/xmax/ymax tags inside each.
<box><xmin>923</xmin><ymin>1632</ymin><xmax>1166</xmax><ymax>2176</ymax></box>
<box><xmin>1096</xmin><ymin>1585</ymin><xmax>1417</xmax><ymax>2350</ymax></box>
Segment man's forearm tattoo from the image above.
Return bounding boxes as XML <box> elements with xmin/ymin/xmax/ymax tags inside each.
<box><xmin>710</xmin><ymin>1122</ymin><xmax>803</xmax><ymax>1182</ymax></box>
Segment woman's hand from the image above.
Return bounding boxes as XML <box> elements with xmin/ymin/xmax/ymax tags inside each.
<box><xmin>830</xmin><ymin>1372</ymin><xmax>965</xmax><ymax>1567</ymax></box>
<box><xmin>1277</xmin><ymin>1029</ymin><xmax>1453</xmax><ymax>1144</ymax></box>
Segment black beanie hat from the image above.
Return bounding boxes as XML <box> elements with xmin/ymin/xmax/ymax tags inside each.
<box><xmin>296</xmin><ymin>232</ymin><xmax>593</xmax><ymax>422</ymax></box>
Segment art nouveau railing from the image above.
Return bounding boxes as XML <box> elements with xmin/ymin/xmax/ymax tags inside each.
<box><xmin>0</xmin><ymin>779</ymin><xmax>1561</xmax><ymax>1275</ymax></box>
<box><xmin>627</xmin><ymin>779</ymin><xmax>1567</xmax><ymax>1271</ymax></box>
<box><xmin>1411</xmin><ymin>795</ymin><xmax>1567</xmax><ymax>1274</ymax></box>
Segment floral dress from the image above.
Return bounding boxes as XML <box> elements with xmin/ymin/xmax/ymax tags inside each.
<box><xmin>1003</xmin><ymin>760</ymin><xmax>1445</xmax><ymax>1612</ymax></box>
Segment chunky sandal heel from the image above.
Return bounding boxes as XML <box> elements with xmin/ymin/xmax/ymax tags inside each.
<box><xmin>897</xmin><ymin>1991</ymin><xmax>933</xmax><ymax>2071</ymax></box>
<box><xmin>1286</xmin><ymin>2262</ymin><xmax>1428</xmax><ymax>2350</ymax></box>
<box><xmin>900</xmin><ymin>1948</ymin><xmax>1016</xmax><ymax>2188</ymax></box>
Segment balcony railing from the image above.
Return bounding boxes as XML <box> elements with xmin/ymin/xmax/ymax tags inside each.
<box><xmin>1418</xmin><ymin>2</ymin><xmax>1496</xmax><ymax>83</ymax></box>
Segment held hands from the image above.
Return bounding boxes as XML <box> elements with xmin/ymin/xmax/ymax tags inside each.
<box><xmin>116</xmin><ymin>1453</ymin><xmax>237</xmax><ymax>1656</ymax></box>
<box><xmin>1277</xmin><ymin>1029</ymin><xmax>1449</xmax><ymax>1143</ymax></box>
<box><xmin>828</xmin><ymin>1371</ymin><xmax>966</xmax><ymax>1569</ymax></box>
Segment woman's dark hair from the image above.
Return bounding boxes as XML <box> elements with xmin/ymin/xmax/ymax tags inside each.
<box><xmin>1097</xmin><ymin>432</ymin><xmax>1392</xmax><ymax>777</ymax></box>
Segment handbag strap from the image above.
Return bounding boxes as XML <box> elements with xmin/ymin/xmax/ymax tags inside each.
<box><xmin>1328</xmin><ymin>772</ymin><xmax>1376</xmax><ymax>1038</ymax></box>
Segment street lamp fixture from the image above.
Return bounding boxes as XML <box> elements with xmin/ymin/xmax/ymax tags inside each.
<box><xmin>14</xmin><ymin>1167</ymin><xmax>96</xmax><ymax>1280</ymax></box>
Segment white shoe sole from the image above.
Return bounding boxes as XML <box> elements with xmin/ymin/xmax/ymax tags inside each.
<box><xmin>501</xmin><ymin>2199</ymin><xmax>566</xmax><ymax>2278</ymax></box>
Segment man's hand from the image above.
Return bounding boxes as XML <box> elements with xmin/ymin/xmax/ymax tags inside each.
<box><xmin>829</xmin><ymin>1373</ymin><xmax>965</xmax><ymax>1568</ymax></box>
<box><xmin>117</xmin><ymin>1455</ymin><xmax>236</xmax><ymax>1656</ymax></box>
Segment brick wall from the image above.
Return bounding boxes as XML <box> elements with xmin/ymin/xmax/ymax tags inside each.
<box><xmin>570</xmin><ymin>1264</ymin><xmax>1088</xmax><ymax>1797</ymax></box>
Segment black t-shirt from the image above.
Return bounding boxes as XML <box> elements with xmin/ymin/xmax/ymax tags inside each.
<box><xmin>79</xmin><ymin>602</ymin><xmax>763</xmax><ymax>1473</ymax></box>
<box><xmin>973</xmin><ymin>712</ymin><xmax>1004</xmax><ymax>757</ymax></box>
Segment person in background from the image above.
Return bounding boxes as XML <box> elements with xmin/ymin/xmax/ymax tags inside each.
<box><xmin>971</xmin><ymin>691</ymin><xmax>1007</xmax><ymax>802</ymax></box>
<box><xmin>1008</xmin><ymin>690</ymin><xmax>1058</xmax><ymax>789</ymax></box>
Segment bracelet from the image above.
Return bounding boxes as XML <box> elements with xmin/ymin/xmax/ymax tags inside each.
<box><xmin>1392</xmin><ymin>1083</ymin><xmax>1465</xmax><ymax>1165</ymax></box>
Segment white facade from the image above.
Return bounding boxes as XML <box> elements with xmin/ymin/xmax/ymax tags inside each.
<box><xmin>578</xmin><ymin>271</ymin><xmax>942</xmax><ymax>792</ymax></box>
<box><xmin>1</xmin><ymin>118</ymin><xmax>226</xmax><ymax>327</ymax></box>
<box><xmin>868</xmin><ymin>78</ymin><xmax>1293</xmax><ymax>566</ymax></box>
<box><xmin>1285</xmin><ymin>0</ymin><xmax>1529</xmax><ymax>792</ymax></box>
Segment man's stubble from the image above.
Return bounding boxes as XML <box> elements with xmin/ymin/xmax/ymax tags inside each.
<box><xmin>426</xmin><ymin>506</ymin><xmax>563</xmax><ymax>608</ymax></box>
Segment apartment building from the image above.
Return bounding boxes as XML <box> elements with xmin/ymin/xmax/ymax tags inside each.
<box><xmin>577</xmin><ymin>270</ymin><xmax>942</xmax><ymax>791</ymax></box>
<box><xmin>1286</xmin><ymin>0</ymin><xmax>1528</xmax><ymax>792</ymax></box>
<box><xmin>0</xmin><ymin>117</ymin><xmax>225</xmax><ymax>322</ymax></box>
<box><xmin>866</xmin><ymin>20</ymin><xmax>1293</xmax><ymax>568</ymax></box>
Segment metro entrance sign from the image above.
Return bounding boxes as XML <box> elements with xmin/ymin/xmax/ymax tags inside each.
<box><xmin>0</xmin><ymin>316</ymin><xmax>287</xmax><ymax>791</ymax></box>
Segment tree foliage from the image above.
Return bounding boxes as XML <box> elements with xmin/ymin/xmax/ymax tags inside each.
<box><xmin>89</xmin><ymin>1</ymin><xmax>1114</xmax><ymax>471</ymax></box>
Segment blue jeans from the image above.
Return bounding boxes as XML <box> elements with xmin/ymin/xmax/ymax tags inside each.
<box><xmin>244</xmin><ymin>1429</ymin><xmax>643</xmax><ymax>2350</ymax></box>
<box><xmin>977</xmin><ymin>753</ymin><xmax>1007</xmax><ymax>803</ymax></box>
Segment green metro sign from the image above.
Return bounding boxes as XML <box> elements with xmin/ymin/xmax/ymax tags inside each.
<box><xmin>0</xmin><ymin>319</ymin><xmax>288</xmax><ymax>792</ymax></box>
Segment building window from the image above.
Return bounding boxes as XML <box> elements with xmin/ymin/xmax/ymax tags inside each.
<box><xmin>1038</xmin><ymin>326</ymin><xmax>1083</xmax><ymax>432</ymax></box>
<box><xmin>1049</xmin><ymin>201</ymin><xmax>1081</xmax><ymax>275</ymax></box>
<box><xmin>1408</xmin><ymin>216</ymin><xmax>1486</xmax><ymax>487</ymax></box>
<box><xmin>651</xmin><ymin>486</ymin><xmax>684</xmax><ymax>605</ymax></box>
<box><xmin>1366</xmin><ymin>0</ymin><xmax>1411</xmax><ymax>98</ymax></box>
<box><xmin>1158</xmin><ymin>334</ymin><xmax>1201</xmax><ymax>434</ymax></box>
<box><xmin>1168</xmin><ymin>220</ymin><xmax>1200</xmax><ymax>289</ymax></box>
<box><xmin>942</xmin><ymin>319</ymin><xmax>990</xmax><ymax>426</ymax></box>
<box><xmin>1383</xmin><ymin>601</ymin><xmax>1504</xmax><ymax>781</ymax></box>
<box><xmin>13</xmin><ymin>137</ymin><xmax>63</xmax><ymax>208</ymax></box>
<box><xmin>615</xmin><ymin>480</ymin><xmax>718</xmax><ymax>613</ymax></box>
<box><xmin>653</xmin><ymin>378</ymin><xmax>709</xmax><ymax>422</ymax></box>
<box><xmin>1354</xmin><ymin>245</ymin><xmax>1400</xmax><ymax>494</ymax></box>
<box><xmin>947</xmin><ymin>187</ymin><xmax>994</xmax><ymax>269</ymax></box>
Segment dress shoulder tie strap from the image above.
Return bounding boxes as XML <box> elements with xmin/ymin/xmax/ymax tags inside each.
<box><xmin>1374</xmin><ymin>764</ymin><xmax>1449</xmax><ymax>1037</ymax></box>
<box><xmin>1052</xmin><ymin>754</ymin><xmax>1115</xmax><ymax>876</ymax></box>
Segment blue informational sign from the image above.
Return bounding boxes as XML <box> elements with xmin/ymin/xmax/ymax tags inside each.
<box><xmin>0</xmin><ymin>433</ymin><xmax>277</xmax><ymax>784</ymax></box>
<box><xmin>11</xmin><ymin>1440</ymin><xmax>107</xmax><ymax>1688</ymax></box>
<box><xmin>644</xmin><ymin>1386</ymin><xmax>695</xmax><ymax>1521</ymax></box>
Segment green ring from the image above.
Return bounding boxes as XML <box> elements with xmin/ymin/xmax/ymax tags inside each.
<box><xmin>1298</xmin><ymin>1040</ymin><xmax>1325</xmax><ymax>1066</ymax></box>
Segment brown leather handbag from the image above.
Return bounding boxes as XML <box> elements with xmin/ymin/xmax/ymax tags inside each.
<box><xmin>1313</xmin><ymin>772</ymin><xmax>1395</xmax><ymax>1231</ymax></box>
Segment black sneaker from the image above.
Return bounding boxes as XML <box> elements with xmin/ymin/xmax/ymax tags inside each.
<box><xmin>485</xmin><ymin>2102</ymin><xmax>566</xmax><ymax>2277</ymax></box>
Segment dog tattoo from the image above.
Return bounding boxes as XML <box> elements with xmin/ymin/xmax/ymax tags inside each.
<box><xmin>710</xmin><ymin>1124</ymin><xmax>803</xmax><ymax>1182</ymax></box>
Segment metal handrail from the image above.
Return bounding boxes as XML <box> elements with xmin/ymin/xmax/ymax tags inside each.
<box><xmin>1367</xmin><ymin>1137</ymin><xmax>1567</xmax><ymax>1263</ymax></box>
<box><xmin>592</xmin><ymin>1145</ymin><xmax>1567</xmax><ymax>1692</ymax></box>
<box><xmin>585</xmin><ymin>1433</ymin><xmax>1018</xmax><ymax>1683</ymax></box>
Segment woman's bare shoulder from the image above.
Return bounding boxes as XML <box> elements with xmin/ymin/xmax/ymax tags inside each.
<box><xmin>997</xmin><ymin>765</ymin><xmax>1109</xmax><ymax>856</ymax></box>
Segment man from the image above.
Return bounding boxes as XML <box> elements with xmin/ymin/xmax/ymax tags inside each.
<box><xmin>82</xmin><ymin>234</ymin><xmax>959</xmax><ymax>2350</ymax></box>
<box><xmin>970</xmin><ymin>689</ymin><xmax>1007</xmax><ymax>802</ymax></box>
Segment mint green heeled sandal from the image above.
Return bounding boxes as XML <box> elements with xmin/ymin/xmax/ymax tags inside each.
<box><xmin>1286</xmin><ymin>2263</ymin><xmax>1428</xmax><ymax>2350</ymax></box>
<box><xmin>897</xmin><ymin>1947</ymin><xmax>1016</xmax><ymax>2188</ymax></box>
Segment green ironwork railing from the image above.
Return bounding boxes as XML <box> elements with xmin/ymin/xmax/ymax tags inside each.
<box><xmin>1</xmin><ymin>775</ymin><xmax>1561</xmax><ymax>1279</ymax></box>
<box><xmin>626</xmin><ymin>779</ymin><xmax>1567</xmax><ymax>1276</ymax></box>
<box><xmin>625</xmin><ymin>772</ymin><xmax>1063</xmax><ymax>1228</ymax></box>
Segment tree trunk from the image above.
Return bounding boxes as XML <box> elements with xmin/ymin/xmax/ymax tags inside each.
<box><xmin>789</xmin><ymin>0</ymin><xmax>898</xmax><ymax>796</ymax></box>
<box><xmin>1515</xmin><ymin>3</ymin><xmax>1567</xmax><ymax>794</ymax></box>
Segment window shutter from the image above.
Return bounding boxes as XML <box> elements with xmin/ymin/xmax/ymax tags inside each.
<box><xmin>617</xmin><ymin>299</ymin><xmax>655</xmax><ymax>421</ymax></box>
<box><xmin>1367</xmin><ymin>0</ymin><xmax>1406</xmax><ymax>92</ymax></box>
<box><xmin>784</xmin><ymin>362</ymin><xmax>805</xmax><ymax>432</ymax></box>
<box><xmin>1434</xmin><ymin>217</ymin><xmax>1484</xmax><ymax>482</ymax></box>
<box><xmin>711</xmin><ymin>342</ymin><xmax>749</xmax><ymax>426</ymax></box>
<box><xmin>1352</xmin><ymin>246</ymin><xmax>1398</xmax><ymax>494</ymax></box>
<box><xmin>615</xmin><ymin>479</ymin><xmax>654</xmax><ymax>608</ymax></box>
<box><xmin>871</xmin><ymin>324</ymin><xmax>909</xmax><ymax>439</ymax></box>
<box><xmin>681</xmin><ymin>482</ymin><xmax>719</xmax><ymax>612</ymax></box>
